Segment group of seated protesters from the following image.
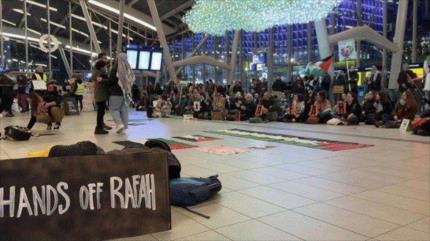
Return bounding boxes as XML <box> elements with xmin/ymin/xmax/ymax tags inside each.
<box><xmin>134</xmin><ymin>78</ymin><xmax>428</xmax><ymax>134</ymax></box>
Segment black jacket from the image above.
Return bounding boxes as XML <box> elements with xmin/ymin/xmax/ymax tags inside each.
<box><xmin>107</xmin><ymin>66</ymin><xmax>123</xmax><ymax>97</ymax></box>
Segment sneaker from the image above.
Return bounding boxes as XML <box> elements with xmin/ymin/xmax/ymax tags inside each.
<box><xmin>95</xmin><ymin>128</ymin><xmax>109</xmax><ymax>135</ymax></box>
<box><xmin>104</xmin><ymin>124</ymin><xmax>112</xmax><ymax>130</ymax></box>
<box><xmin>54</xmin><ymin>123</ymin><xmax>61</xmax><ymax>130</ymax></box>
<box><xmin>47</xmin><ymin>124</ymin><xmax>53</xmax><ymax>130</ymax></box>
<box><xmin>116</xmin><ymin>124</ymin><xmax>125</xmax><ymax>134</ymax></box>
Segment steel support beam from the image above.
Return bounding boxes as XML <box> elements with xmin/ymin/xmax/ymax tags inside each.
<box><xmin>389</xmin><ymin>0</ymin><xmax>409</xmax><ymax>89</ymax></box>
<box><xmin>79</xmin><ymin>0</ymin><xmax>102</xmax><ymax>53</ymax></box>
<box><xmin>161</xmin><ymin>0</ymin><xmax>194</xmax><ymax>20</ymax></box>
<box><xmin>175</xmin><ymin>34</ymin><xmax>208</xmax><ymax>75</ymax></box>
<box><xmin>0</xmin><ymin>0</ymin><xmax>4</xmax><ymax>67</ymax></box>
<box><xmin>59</xmin><ymin>46</ymin><xmax>72</xmax><ymax>78</ymax></box>
<box><xmin>147</xmin><ymin>0</ymin><xmax>176</xmax><ymax>82</ymax></box>
<box><xmin>228</xmin><ymin>31</ymin><xmax>240</xmax><ymax>86</ymax></box>
<box><xmin>116</xmin><ymin>0</ymin><xmax>125</xmax><ymax>54</ymax></box>
<box><xmin>24</xmin><ymin>0</ymin><xmax>29</xmax><ymax>71</ymax></box>
<box><xmin>108</xmin><ymin>21</ymin><xmax>112</xmax><ymax>59</ymax></box>
<box><xmin>412</xmin><ymin>0</ymin><xmax>418</xmax><ymax>63</ymax></box>
<box><xmin>69</xmin><ymin>1</ymin><xmax>73</xmax><ymax>72</ymax></box>
<box><xmin>173</xmin><ymin>55</ymin><xmax>231</xmax><ymax>70</ymax></box>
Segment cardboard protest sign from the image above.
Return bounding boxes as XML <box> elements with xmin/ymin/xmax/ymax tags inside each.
<box><xmin>0</xmin><ymin>152</ymin><xmax>171</xmax><ymax>241</ymax></box>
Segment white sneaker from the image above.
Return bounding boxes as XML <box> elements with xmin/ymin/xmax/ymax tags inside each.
<box><xmin>116</xmin><ymin>124</ymin><xmax>125</xmax><ymax>134</ymax></box>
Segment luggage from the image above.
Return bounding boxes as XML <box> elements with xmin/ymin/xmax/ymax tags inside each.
<box><xmin>4</xmin><ymin>126</ymin><xmax>32</xmax><ymax>141</ymax></box>
<box><xmin>63</xmin><ymin>95</ymin><xmax>80</xmax><ymax>115</ymax></box>
<box><xmin>170</xmin><ymin>175</ymin><xmax>222</xmax><ymax>207</ymax></box>
<box><xmin>145</xmin><ymin>139</ymin><xmax>183</xmax><ymax>179</ymax></box>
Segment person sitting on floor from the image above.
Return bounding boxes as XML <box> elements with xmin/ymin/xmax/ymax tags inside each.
<box><xmin>343</xmin><ymin>92</ymin><xmax>362</xmax><ymax>125</ymax></box>
<box><xmin>283</xmin><ymin>94</ymin><xmax>305</xmax><ymax>122</ymax></box>
<box><xmin>27</xmin><ymin>91</ymin><xmax>63</xmax><ymax>130</ymax></box>
<box><xmin>241</xmin><ymin>93</ymin><xmax>257</xmax><ymax>120</ymax></box>
<box><xmin>374</xmin><ymin>92</ymin><xmax>394</xmax><ymax>125</ymax></box>
<box><xmin>375</xmin><ymin>90</ymin><xmax>418</xmax><ymax>128</ymax></box>
<box><xmin>362</xmin><ymin>91</ymin><xmax>377</xmax><ymax>124</ymax></box>
<box><xmin>153</xmin><ymin>95</ymin><xmax>172</xmax><ymax>118</ymax></box>
<box><xmin>314</xmin><ymin>90</ymin><xmax>332</xmax><ymax>123</ymax></box>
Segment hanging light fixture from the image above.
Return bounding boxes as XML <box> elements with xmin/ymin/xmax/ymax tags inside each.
<box><xmin>184</xmin><ymin>0</ymin><xmax>342</xmax><ymax>36</ymax></box>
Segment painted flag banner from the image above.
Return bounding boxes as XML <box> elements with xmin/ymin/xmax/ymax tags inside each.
<box><xmin>174</xmin><ymin>135</ymin><xmax>220</xmax><ymax>142</ymax></box>
<box><xmin>196</xmin><ymin>146</ymin><xmax>248</xmax><ymax>155</ymax></box>
<box><xmin>155</xmin><ymin>138</ymin><xmax>197</xmax><ymax>150</ymax></box>
<box><xmin>207</xmin><ymin>129</ymin><xmax>373</xmax><ymax>152</ymax></box>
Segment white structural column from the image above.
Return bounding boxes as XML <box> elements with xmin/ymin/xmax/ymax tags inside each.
<box><xmin>228</xmin><ymin>31</ymin><xmax>240</xmax><ymax>85</ymax></box>
<box><xmin>382</xmin><ymin>0</ymin><xmax>388</xmax><ymax>81</ymax></box>
<box><xmin>307</xmin><ymin>22</ymin><xmax>313</xmax><ymax>63</ymax></box>
<box><xmin>68</xmin><ymin>1</ymin><xmax>73</xmax><ymax>72</ymax></box>
<box><xmin>314</xmin><ymin>19</ymin><xmax>333</xmax><ymax>76</ymax></box>
<box><xmin>59</xmin><ymin>47</ymin><xmax>72</xmax><ymax>78</ymax></box>
<box><xmin>24</xmin><ymin>0</ymin><xmax>29</xmax><ymax>71</ymax></box>
<box><xmin>47</xmin><ymin>0</ymin><xmax>52</xmax><ymax>75</ymax></box>
<box><xmin>268</xmin><ymin>27</ymin><xmax>274</xmax><ymax>93</ymax></box>
<box><xmin>356</xmin><ymin>0</ymin><xmax>362</xmax><ymax>67</ymax></box>
<box><xmin>79</xmin><ymin>0</ymin><xmax>101</xmax><ymax>53</ymax></box>
<box><xmin>388</xmin><ymin>0</ymin><xmax>409</xmax><ymax>90</ymax></box>
<box><xmin>147</xmin><ymin>0</ymin><xmax>176</xmax><ymax>82</ymax></box>
<box><xmin>412</xmin><ymin>0</ymin><xmax>417</xmax><ymax>63</ymax></box>
<box><xmin>116</xmin><ymin>0</ymin><xmax>125</xmax><ymax>54</ymax></box>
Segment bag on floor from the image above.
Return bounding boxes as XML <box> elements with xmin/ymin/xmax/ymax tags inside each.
<box><xmin>49</xmin><ymin>141</ymin><xmax>104</xmax><ymax>157</ymax></box>
<box><xmin>249</xmin><ymin>117</ymin><xmax>263</xmax><ymax>123</ymax></box>
<box><xmin>4</xmin><ymin>126</ymin><xmax>31</xmax><ymax>141</ymax></box>
<box><xmin>170</xmin><ymin>175</ymin><xmax>222</xmax><ymax>207</ymax></box>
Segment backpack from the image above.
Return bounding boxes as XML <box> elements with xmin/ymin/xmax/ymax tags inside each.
<box><xmin>4</xmin><ymin>126</ymin><xmax>32</xmax><ymax>141</ymax></box>
<box><xmin>170</xmin><ymin>175</ymin><xmax>222</xmax><ymax>207</ymax></box>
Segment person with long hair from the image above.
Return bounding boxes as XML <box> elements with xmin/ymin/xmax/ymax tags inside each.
<box><xmin>314</xmin><ymin>90</ymin><xmax>332</xmax><ymax>123</ymax></box>
<box><xmin>376</xmin><ymin>90</ymin><xmax>418</xmax><ymax>128</ymax></box>
<box><xmin>26</xmin><ymin>91</ymin><xmax>63</xmax><ymax>130</ymax></box>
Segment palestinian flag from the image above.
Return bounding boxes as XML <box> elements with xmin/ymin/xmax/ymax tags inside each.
<box><xmin>207</xmin><ymin>129</ymin><xmax>373</xmax><ymax>152</ymax></box>
<box><xmin>155</xmin><ymin>138</ymin><xmax>197</xmax><ymax>150</ymax></box>
<box><xmin>174</xmin><ymin>135</ymin><xmax>220</xmax><ymax>142</ymax></box>
<box><xmin>319</xmin><ymin>55</ymin><xmax>334</xmax><ymax>73</ymax></box>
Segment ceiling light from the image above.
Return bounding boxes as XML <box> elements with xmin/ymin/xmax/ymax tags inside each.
<box><xmin>88</xmin><ymin>0</ymin><xmax>156</xmax><ymax>31</ymax></box>
<box><xmin>41</xmin><ymin>18</ymin><xmax>66</xmax><ymax>29</ymax></box>
<box><xmin>2</xmin><ymin>19</ymin><xmax>16</xmax><ymax>26</ymax></box>
<box><xmin>13</xmin><ymin>8</ymin><xmax>31</xmax><ymax>16</ymax></box>
<box><xmin>20</xmin><ymin>0</ymin><xmax>58</xmax><ymax>12</ymax></box>
<box><xmin>27</xmin><ymin>28</ymin><xmax>41</xmax><ymax>36</ymax></box>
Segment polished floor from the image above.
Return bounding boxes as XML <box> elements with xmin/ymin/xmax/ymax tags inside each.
<box><xmin>0</xmin><ymin>111</ymin><xmax>429</xmax><ymax>241</ymax></box>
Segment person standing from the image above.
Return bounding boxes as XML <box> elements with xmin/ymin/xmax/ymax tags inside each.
<box><xmin>32</xmin><ymin>65</ymin><xmax>48</xmax><ymax>83</ymax></box>
<box><xmin>424</xmin><ymin>57</ymin><xmax>430</xmax><ymax>106</ymax></box>
<box><xmin>107</xmin><ymin>54</ymin><xmax>135</xmax><ymax>134</ymax></box>
<box><xmin>74</xmin><ymin>75</ymin><xmax>85</xmax><ymax>112</ymax></box>
<box><xmin>368</xmin><ymin>65</ymin><xmax>382</xmax><ymax>92</ymax></box>
<box><xmin>93</xmin><ymin>60</ymin><xmax>110</xmax><ymax>135</ymax></box>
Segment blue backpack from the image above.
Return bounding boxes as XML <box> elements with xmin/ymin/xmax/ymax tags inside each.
<box><xmin>170</xmin><ymin>175</ymin><xmax>222</xmax><ymax>208</ymax></box>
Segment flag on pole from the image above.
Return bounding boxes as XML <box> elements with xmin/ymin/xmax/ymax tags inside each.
<box><xmin>319</xmin><ymin>55</ymin><xmax>334</xmax><ymax>73</ymax></box>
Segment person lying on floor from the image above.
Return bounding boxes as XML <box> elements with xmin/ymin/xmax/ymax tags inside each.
<box><xmin>375</xmin><ymin>90</ymin><xmax>418</xmax><ymax>128</ymax></box>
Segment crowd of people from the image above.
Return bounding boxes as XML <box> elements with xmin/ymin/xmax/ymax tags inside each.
<box><xmin>1</xmin><ymin>56</ymin><xmax>429</xmax><ymax>136</ymax></box>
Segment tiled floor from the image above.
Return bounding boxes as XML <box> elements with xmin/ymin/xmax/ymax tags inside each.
<box><xmin>1</xmin><ymin>111</ymin><xmax>429</xmax><ymax>241</ymax></box>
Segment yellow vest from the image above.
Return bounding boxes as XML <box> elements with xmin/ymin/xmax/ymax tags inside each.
<box><xmin>35</xmin><ymin>73</ymin><xmax>48</xmax><ymax>82</ymax></box>
<box><xmin>75</xmin><ymin>83</ymin><xmax>85</xmax><ymax>96</ymax></box>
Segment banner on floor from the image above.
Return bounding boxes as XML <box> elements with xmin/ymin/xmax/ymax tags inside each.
<box><xmin>0</xmin><ymin>152</ymin><xmax>171</xmax><ymax>241</ymax></box>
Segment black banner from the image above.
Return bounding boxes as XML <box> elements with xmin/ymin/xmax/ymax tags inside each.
<box><xmin>0</xmin><ymin>151</ymin><xmax>171</xmax><ymax>241</ymax></box>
